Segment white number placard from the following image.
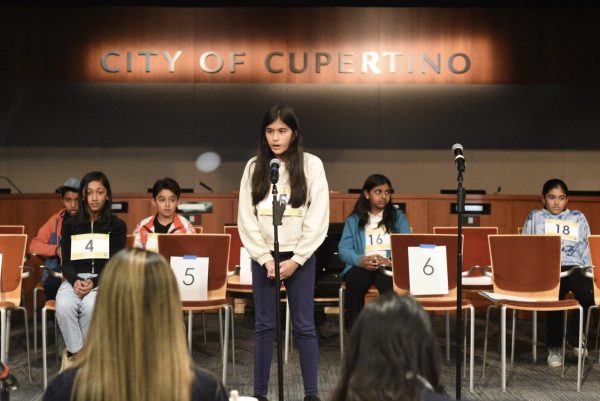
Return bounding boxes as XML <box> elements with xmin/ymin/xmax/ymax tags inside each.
<box><xmin>408</xmin><ymin>244</ymin><xmax>449</xmax><ymax>296</ymax></box>
<box><xmin>544</xmin><ymin>219</ymin><xmax>579</xmax><ymax>242</ymax></box>
<box><xmin>365</xmin><ymin>226</ymin><xmax>391</xmax><ymax>256</ymax></box>
<box><xmin>146</xmin><ymin>233</ymin><xmax>159</xmax><ymax>252</ymax></box>
<box><xmin>170</xmin><ymin>256</ymin><xmax>209</xmax><ymax>301</ymax></box>
<box><xmin>71</xmin><ymin>233</ymin><xmax>110</xmax><ymax>260</ymax></box>
<box><xmin>239</xmin><ymin>247</ymin><xmax>252</xmax><ymax>284</ymax></box>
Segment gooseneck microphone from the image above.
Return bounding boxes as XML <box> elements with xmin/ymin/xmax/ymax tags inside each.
<box><xmin>270</xmin><ymin>158</ymin><xmax>281</xmax><ymax>184</ymax></box>
<box><xmin>452</xmin><ymin>143</ymin><xmax>466</xmax><ymax>172</ymax></box>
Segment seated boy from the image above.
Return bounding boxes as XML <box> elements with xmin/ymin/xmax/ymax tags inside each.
<box><xmin>133</xmin><ymin>177</ymin><xmax>196</xmax><ymax>251</ymax></box>
<box><xmin>29</xmin><ymin>177</ymin><xmax>80</xmax><ymax>300</ymax></box>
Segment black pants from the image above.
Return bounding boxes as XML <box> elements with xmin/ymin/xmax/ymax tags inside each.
<box><xmin>547</xmin><ymin>267</ymin><xmax>594</xmax><ymax>348</ymax></box>
<box><xmin>344</xmin><ymin>266</ymin><xmax>393</xmax><ymax>330</ymax></box>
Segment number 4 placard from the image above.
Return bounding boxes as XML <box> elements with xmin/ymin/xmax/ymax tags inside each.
<box><xmin>170</xmin><ymin>256</ymin><xmax>209</xmax><ymax>301</ymax></box>
<box><xmin>407</xmin><ymin>244</ymin><xmax>449</xmax><ymax>296</ymax></box>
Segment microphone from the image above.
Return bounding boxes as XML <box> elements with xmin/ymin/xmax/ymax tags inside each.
<box><xmin>452</xmin><ymin>143</ymin><xmax>466</xmax><ymax>172</ymax></box>
<box><xmin>198</xmin><ymin>181</ymin><xmax>214</xmax><ymax>193</ymax></box>
<box><xmin>0</xmin><ymin>176</ymin><xmax>23</xmax><ymax>194</ymax></box>
<box><xmin>269</xmin><ymin>158</ymin><xmax>281</xmax><ymax>184</ymax></box>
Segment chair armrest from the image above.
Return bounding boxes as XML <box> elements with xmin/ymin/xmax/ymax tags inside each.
<box><xmin>378</xmin><ymin>265</ymin><xmax>393</xmax><ymax>277</ymax></box>
<box><xmin>461</xmin><ymin>264</ymin><xmax>481</xmax><ymax>277</ymax></box>
<box><xmin>559</xmin><ymin>265</ymin><xmax>590</xmax><ymax>278</ymax></box>
<box><xmin>479</xmin><ymin>265</ymin><xmax>493</xmax><ymax>278</ymax></box>
<box><xmin>20</xmin><ymin>265</ymin><xmax>35</xmax><ymax>279</ymax></box>
<box><xmin>41</xmin><ymin>266</ymin><xmax>63</xmax><ymax>280</ymax></box>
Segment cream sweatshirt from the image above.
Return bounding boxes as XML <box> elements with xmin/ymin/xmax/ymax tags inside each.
<box><xmin>237</xmin><ymin>152</ymin><xmax>330</xmax><ymax>266</ymax></box>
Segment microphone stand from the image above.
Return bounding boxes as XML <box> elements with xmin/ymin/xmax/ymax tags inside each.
<box><xmin>272</xmin><ymin>183</ymin><xmax>287</xmax><ymax>401</ymax></box>
<box><xmin>455</xmin><ymin>168</ymin><xmax>465</xmax><ymax>400</ymax></box>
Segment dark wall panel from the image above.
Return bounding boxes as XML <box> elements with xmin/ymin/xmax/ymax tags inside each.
<box><xmin>2</xmin><ymin>83</ymin><xmax>599</xmax><ymax>150</ymax></box>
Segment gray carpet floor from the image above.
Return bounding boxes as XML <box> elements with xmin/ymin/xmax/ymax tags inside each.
<box><xmin>6</xmin><ymin>310</ymin><xmax>600</xmax><ymax>401</ymax></box>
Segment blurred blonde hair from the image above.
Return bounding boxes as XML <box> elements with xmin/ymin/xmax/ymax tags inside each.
<box><xmin>71</xmin><ymin>248</ymin><xmax>192</xmax><ymax>401</ymax></box>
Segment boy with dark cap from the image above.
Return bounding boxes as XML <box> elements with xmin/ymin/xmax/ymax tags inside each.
<box><xmin>30</xmin><ymin>177</ymin><xmax>80</xmax><ymax>300</ymax></box>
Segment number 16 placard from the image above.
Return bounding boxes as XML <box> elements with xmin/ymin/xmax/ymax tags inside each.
<box><xmin>170</xmin><ymin>256</ymin><xmax>209</xmax><ymax>301</ymax></box>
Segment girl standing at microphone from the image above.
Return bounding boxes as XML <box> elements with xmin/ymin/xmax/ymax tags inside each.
<box><xmin>238</xmin><ymin>104</ymin><xmax>329</xmax><ymax>401</ymax></box>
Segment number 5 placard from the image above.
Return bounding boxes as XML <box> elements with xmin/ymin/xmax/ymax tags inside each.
<box><xmin>170</xmin><ymin>256</ymin><xmax>209</xmax><ymax>301</ymax></box>
<box><xmin>407</xmin><ymin>244</ymin><xmax>449</xmax><ymax>296</ymax></box>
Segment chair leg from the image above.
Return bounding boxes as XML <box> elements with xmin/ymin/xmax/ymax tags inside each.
<box><xmin>284</xmin><ymin>301</ymin><xmax>291</xmax><ymax>364</ymax></box>
<box><xmin>187</xmin><ymin>311</ymin><xmax>193</xmax><ymax>352</ymax></box>
<box><xmin>482</xmin><ymin>304</ymin><xmax>496</xmax><ymax>378</ymax></box>
<box><xmin>33</xmin><ymin>287</ymin><xmax>39</xmax><ymax>361</ymax></box>
<box><xmin>339</xmin><ymin>286</ymin><xmax>345</xmax><ymax>359</ymax></box>
<box><xmin>18</xmin><ymin>307</ymin><xmax>31</xmax><ymax>382</ymax></box>
<box><xmin>202</xmin><ymin>313</ymin><xmax>207</xmax><ymax>345</ymax></box>
<box><xmin>469</xmin><ymin>305</ymin><xmax>475</xmax><ymax>392</ymax></box>
<box><xmin>511</xmin><ymin>310</ymin><xmax>518</xmax><ymax>364</ymax></box>
<box><xmin>532</xmin><ymin>311</ymin><xmax>538</xmax><ymax>363</ymax></box>
<box><xmin>218</xmin><ymin>309</ymin><xmax>224</xmax><ymax>354</ymax></box>
<box><xmin>222</xmin><ymin>305</ymin><xmax>230</xmax><ymax>386</ymax></box>
<box><xmin>501</xmin><ymin>306</ymin><xmax>507</xmax><ymax>392</ymax></box>
<box><xmin>42</xmin><ymin>306</ymin><xmax>48</xmax><ymax>389</ymax></box>
<box><xmin>445</xmin><ymin>311</ymin><xmax>451</xmax><ymax>362</ymax></box>
<box><xmin>561</xmin><ymin>311</ymin><xmax>567</xmax><ymax>378</ymax></box>
<box><xmin>463</xmin><ymin>312</ymin><xmax>467</xmax><ymax>377</ymax></box>
<box><xmin>5</xmin><ymin>311</ymin><xmax>10</xmax><ymax>363</ymax></box>
<box><xmin>595</xmin><ymin>311</ymin><xmax>600</xmax><ymax>362</ymax></box>
<box><xmin>230</xmin><ymin>305</ymin><xmax>235</xmax><ymax>376</ymax></box>
<box><xmin>0</xmin><ymin>309</ymin><xmax>6</xmax><ymax>363</ymax></box>
<box><xmin>54</xmin><ymin>314</ymin><xmax>59</xmax><ymax>364</ymax></box>
<box><xmin>577</xmin><ymin>306</ymin><xmax>583</xmax><ymax>392</ymax></box>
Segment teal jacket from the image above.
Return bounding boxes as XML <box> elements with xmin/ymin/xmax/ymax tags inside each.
<box><xmin>338</xmin><ymin>210</ymin><xmax>410</xmax><ymax>277</ymax></box>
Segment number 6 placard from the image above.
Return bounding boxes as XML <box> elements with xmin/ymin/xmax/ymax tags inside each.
<box><xmin>407</xmin><ymin>244</ymin><xmax>449</xmax><ymax>296</ymax></box>
<box><xmin>170</xmin><ymin>255</ymin><xmax>209</xmax><ymax>301</ymax></box>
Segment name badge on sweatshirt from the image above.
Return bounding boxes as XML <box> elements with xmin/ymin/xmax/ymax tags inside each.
<box><xmin>544</xmin><ymin>219</ymin><xmax>579</xmax><ymax>242</ymax></box>
<box><xmin>365</xmin><ymin>226</ymin><xmax>391</xmax><ymax>256</ymax></box>
<box><xmin>146</xmin><ymin>233</ymin><xmax>159</xmax><ymax>252</ymax></box>
<box><xmin>71</xmin><ymin>233</ymin><xmax>110</xmax><ymax>260</ymax></box>
<box><xmin>258</xmin><ymin>185</ymin><xmax>303</xmax><ymax>217</ymax></box>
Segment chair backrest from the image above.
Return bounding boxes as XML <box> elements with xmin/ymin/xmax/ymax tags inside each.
<box><xmin>193</xmin><ymin>225</ymin><xmax>203</xmax><ymax>234</ymax></box>
<box><xmin>158</xmin><ymin>234</ymin><xmax>231</xmax><ymax>304</ymax></box>
<box><xmin>587</xmin><ymin>235</ymin><xmax>600</xmax><ymax>305</ymax></box>
<box><xmin>0</xmin><ymin>225</ymin><xmax>25</xmax><ymax>234</ymax></box>
<box><xmin>224</xmin><ymin>226</ymin><xmax>242</xmax><ymax>275</ymax></box>
<box><xmin>390</xmin><ymin>234</ymin><xmax>459</xmax><ymax>300</ymax></box>
<box><xmin>0</xmin><ymin>234</ymin><xmax>27</xmax><ymax>305</ymax></box>
<box><xmin>126</xmin><ymin>235</ymin><xmax>135</xmax><ymax>249</ymax></box>
<box><xmin>433</xmin><ymin>226</ymin><xmax>498</xmax><ymax>275</ymax></box>
<box><xmin>488</xmin><ymin>234</ymin><xmax>561</xmax><ymax>300</ymax></box>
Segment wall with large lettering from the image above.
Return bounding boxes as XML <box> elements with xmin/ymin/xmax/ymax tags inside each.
<box><xmin>1</xmin><ymin>6</ymin><xmax>600</xmax><ymax>194</ymax></box>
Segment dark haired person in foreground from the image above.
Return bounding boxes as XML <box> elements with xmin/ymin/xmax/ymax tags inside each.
<box><xmin>331</xmin><ymin>293</ymin><xmax>452</xmax><ymax>401</ymax></box>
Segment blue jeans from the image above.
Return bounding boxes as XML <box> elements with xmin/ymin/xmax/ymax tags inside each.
<box><xmin>252</xmin><ymin>253</ymin><xmax>318</xmax><ymax>397</ymax></box>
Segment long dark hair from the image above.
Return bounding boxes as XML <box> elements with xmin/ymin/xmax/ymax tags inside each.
<box><xmin>351</xmin><ymin>174</ymin><xmax>396</xmax><ymax>232</ymax></box>
<box><xmin>542</xmin><ymin>178</ymin><xmax>569</xmax><ymax>197</ymax></box>
<box><xmin>251</xmin><ymin>104</ymin><xmax>307</xmax><ymax>208</ymax></box>
<box><xmin>331</xmin><ymin>294</ymin><xmax>445</xmax><ymax>401</ymax></box>
<box><xmin>76</xmin><ymin>171</ymin><xmax>114</xmax><ymax>224</ymax></box>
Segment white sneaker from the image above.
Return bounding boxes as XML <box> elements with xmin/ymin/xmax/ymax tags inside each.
<box><xmin>571</xmin><ymin>346</ymin><xmax>589</xmax><ymax>359</ymax></box>
<box><xmin>547</xmin><ymin>348</ymin><xmax>562</xmax><ymax>368</ymax></box>
<box><xmin>59</xmin><ymin>349</ymin><xmax>75</xmax><ymax>372</ymax></box>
